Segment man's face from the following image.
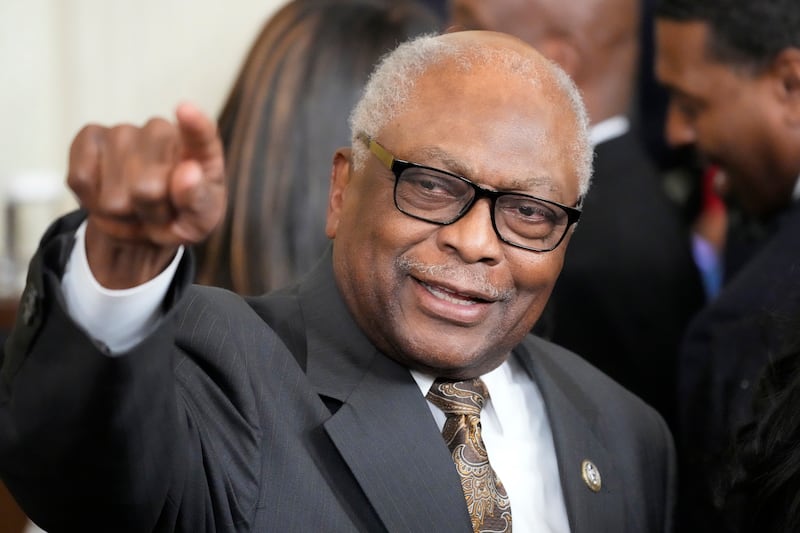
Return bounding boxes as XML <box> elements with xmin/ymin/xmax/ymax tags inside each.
<box><xmin>655</xmin><ymin>20</ymin><xmax>799</xmax><ymax>217</ymax></box>
<box><xmin>326</xmin><ymin>62</ymin><xmax>581</xmax><ymax>379</ymax></box>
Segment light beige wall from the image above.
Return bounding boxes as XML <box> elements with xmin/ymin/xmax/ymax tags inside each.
<box><xmin>0</xmin><ymin>0</ymin><xmax>285</xmax><ymax>267</ymax></box>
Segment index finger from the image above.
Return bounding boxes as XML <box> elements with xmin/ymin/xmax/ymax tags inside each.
<box><xmin>175</xmin><ymin>102</ymin><xmax>222</xmax><ymax>174</ymax></box>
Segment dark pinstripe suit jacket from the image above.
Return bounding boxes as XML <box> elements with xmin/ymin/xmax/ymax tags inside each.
<box><xmin>540</xmin><ymin>131</ymin><xmax>705</xmax><ymax>432</ymax></box>
<box><xmin>0</xmin><ymin>212</ymin><xmax>675</xmax><ymax>532</ymax></box>
<box><xmin>676</xmin><ymin>201</ymin><xmax>800</xmax><ymax>530</ymax></box>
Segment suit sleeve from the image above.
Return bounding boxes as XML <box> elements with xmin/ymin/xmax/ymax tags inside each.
<box><xmin>0</xmin><ymin>211</ymin><xmax>211</xmax><ymax>532</ymax></box>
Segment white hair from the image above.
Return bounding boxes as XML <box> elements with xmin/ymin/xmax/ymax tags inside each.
<box><xmin>348</xmin><ymin>33</ymin><xmax>593</xmax><ymax>198</ymax></box>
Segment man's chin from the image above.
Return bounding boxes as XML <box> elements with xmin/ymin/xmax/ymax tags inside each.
<box><xmin>396</xmin><ymin>345</ymin><xmax>506</xmax><ymax>380</ymax></box>
<box><xmin>709</xmin><ymin>167</ymin><xmax>731</xmax><ymax>197</ymax></box>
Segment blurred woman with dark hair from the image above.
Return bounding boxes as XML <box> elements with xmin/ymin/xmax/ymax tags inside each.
<box><xmin>722</xmin><ymin>316</ymin><xmax>800</xmax><ymax>533</ymax></box>
<box><xmin>196</xmin><ymin>0</ymin><xmax>439</xmax><ymax>294</ymax></box>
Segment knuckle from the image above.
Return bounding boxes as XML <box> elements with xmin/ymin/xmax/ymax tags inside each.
<box><xmin>106</xmin><ymin>123</ymin><xmax>138</xmax><ymax>147</ymax></box>
<box><xmin>141</xmin><ymin>118</ymin><xmax>179</xmax><ymax>161</ymax></box>
<box><xmin>97</xmin><ymin>190</ymin><xmax>133</xmax><ymax>217</ymax></box>
<box><xmin>66</xmin><ymin>169</ymin><xmax>92</xmax><ymax>194</ymax></box>
<box><xmin>142</xmin><ymin>117</ymin><xmax>172</xmax><ymax>134</ymax></box>
<box><xmin>68</xmin><ymin>125</ymin><xmax>105</xmax><ymax>198</ymax></box>
<box><xmin>71</xmin><ymin>123</ymin><xmax>105</xmax><ymax>147</ymax></box>
<box><xmin>130</xmin><ymin>176</ymin><xmax>168</xmax><ymax>204</ymax></box>
<box><xmin>69</xmin><ymin>124</ymin><xmax>104</xmax><ymax>162</ymax></box>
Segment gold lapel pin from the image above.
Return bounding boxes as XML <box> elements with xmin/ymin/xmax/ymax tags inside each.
<box><xmin>581</xmin><ymin>459</ymin><xmax>602</xmax><ymax>492</ymax></box>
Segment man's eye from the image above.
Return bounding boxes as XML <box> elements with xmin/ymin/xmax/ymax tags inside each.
<box><xmin>418</xmin><ymin>178</ymin><xmax>441</xmax><ymax>191</ymax></box>
<box><xmin>672</xmin><ymin>96</ymin><xmax>702</xmax><ymax>120</ymax></box>
<box><xmin>403</xmin><ymin>170</ymin><xmax>463</xmax><ymax>197</ymax></box>
<box><xmin>502</xmin><ymin>198</ymin><xmax>557</xmax><ymax>223</ymax></box>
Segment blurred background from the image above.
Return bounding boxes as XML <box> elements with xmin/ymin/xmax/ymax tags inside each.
<box><xmin>0</xmin><ymin>0</ymin><xmax>286</xmax><ymax>296</ymax></box>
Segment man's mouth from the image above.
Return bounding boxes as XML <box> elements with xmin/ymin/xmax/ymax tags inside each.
<box><xmin>418</xmin><ymin>280</ymin><xmax>491</xmax><ymax>306</ymax></box>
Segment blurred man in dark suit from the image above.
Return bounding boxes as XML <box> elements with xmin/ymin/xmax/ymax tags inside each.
<box><xmin>450</xmin><ymin>0</ymin><xmax>706</xmax><ymax>432</ymax></box>
<box><xmin>655</xmin><ymin>0</ymin><xmax>800</xmax><ymax>530</ymax></box>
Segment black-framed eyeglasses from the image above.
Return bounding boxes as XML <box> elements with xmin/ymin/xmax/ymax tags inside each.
<box><xmin>359</xmin><ymin>135</ymin><xmax>582</xmax><ymax>252</ymax></box>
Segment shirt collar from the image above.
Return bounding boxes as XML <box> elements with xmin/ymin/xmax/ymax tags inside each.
<box><xmin>410</xmin><ymin>358</ymin><xmax>515</xmax><ymax>435</ymax></box>
<box><xmin>409</xmin><ymin>361</ymin><xmax>512</xmax><ymax>397</ymax></box>
<box><xmin>589</xmin><ymin>115</ymin><xmax>630</xmax><ymax>147</ymax></box>
<box><xmin>409</xmin><ymin>369</ymin><xmax>436</xmax><ymax>396</ymax></box>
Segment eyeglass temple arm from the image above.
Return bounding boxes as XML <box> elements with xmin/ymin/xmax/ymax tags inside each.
<box><xmin>357</xmin><ymin>133</ymin><xmax>394</xmax><ymax>170</ymax></box>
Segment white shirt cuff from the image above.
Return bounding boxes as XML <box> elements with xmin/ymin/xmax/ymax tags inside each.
<box><xmin>61</xmin><ymin>220</ymin><xmax>185</xmax><ymax>355</ymax></box>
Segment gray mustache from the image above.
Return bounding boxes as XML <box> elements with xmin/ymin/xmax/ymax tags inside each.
<box><xmin>396</xmin><ymin>256</ymin><xmax>514</xmax><ymax>302</ymax></box>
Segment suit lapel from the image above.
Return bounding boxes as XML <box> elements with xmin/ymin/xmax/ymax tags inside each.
<box><xmin>515</xmin><ymin>339</ymin><xmax>625</xmax><ymax>533</ymax></box>
<box><xmin>323</xmin><ymin>356</ymin><xmax>472</xmax><ymax>531</ymax></box>
<box><xmin>297</xmin><ymin>253</ymin><xmax>472</xmax><ymax>532</ymax></box>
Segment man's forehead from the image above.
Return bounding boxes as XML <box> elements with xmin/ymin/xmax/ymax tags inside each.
<box><xmin>655</xmin><ymin>20</ymin><xmax>734</xmax><ymax>95</ymax></box>
<box><xmin>366</xmin><ymin>35</ymin><xmax>583</xmax><ymax>197</ymax></box>
<box><xmin>392</xmin><ymin>141</ymin><xmax>573</xmax><ymax>198</ymax></box>
<box><xmin>656</xmin><ymin>20</ymin><xmax>713</xmax><ymax>70</ymax></box>
<box><xmin>407</xmin><ymin>61</ymin><xmax>559</xmax><ymax>116</ymax></box>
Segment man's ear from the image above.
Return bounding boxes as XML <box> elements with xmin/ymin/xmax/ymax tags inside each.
<box><xmin>772</xmin><ymin>48</ymin><xmax>800</xmax><ymax>125</ymax></box>
<box><xmin>538</xmin><ymin>36</ymin><xmax>581</xmax><ymax>80</ymax></box>
<box><xmin>325</xmin><ymin>148</ymin><xmax>352</xmax><ymax>239</ymax></box>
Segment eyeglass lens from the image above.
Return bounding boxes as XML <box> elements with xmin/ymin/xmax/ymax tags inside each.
<box><xmin>395</xmin><ymin>166</ymin><xmax>570</xmax><ymax>251</ymax></box>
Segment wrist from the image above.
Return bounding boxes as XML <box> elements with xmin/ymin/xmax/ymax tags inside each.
<box><xmin>85</xmin><ymin>222</ymin><xmax>179</xmax><ymax>289</ymax></box>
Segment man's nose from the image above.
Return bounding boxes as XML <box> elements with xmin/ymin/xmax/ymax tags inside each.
<box><xmin>664</xmin><ymin>101</ymin><xmax>697</xmax><ymax>147</ymax></box>
<box><xmin>435</xmin><ymin>198</ymin><xmax>503</xmax><ymax>265</ymax></box>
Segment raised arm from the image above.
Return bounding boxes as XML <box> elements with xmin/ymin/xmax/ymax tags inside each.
<box><xmin>0</xmin><ymin>105</ymin><xmax>232</xmax><ymax>532</ymax></box>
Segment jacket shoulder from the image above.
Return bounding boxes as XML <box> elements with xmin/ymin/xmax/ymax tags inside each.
<box><xmin>520</xmin><ymin>335</ymin><xmax>653</xmax><ymax>409</ymax></box>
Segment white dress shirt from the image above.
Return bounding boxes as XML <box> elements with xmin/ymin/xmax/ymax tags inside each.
<box><xmin>61</xmin><ymin>221</ymin><xmax>184</xmax><ymax>354</ymax></box>
<box><xmin>62</xmin><ymin>222</ymin><xmax>570</xmax><ymax>532</ymax></box>
<box><xmin>588</xmin><ymin>115</ymin><xmax>629</xmax><ymax>147</ymax></box>
<box><xmin>793</xmin><ymin>174</ymin><xmax>800</xmax><ymax>201</ymax></box>
<box><xmin>411</xmin><ymin>363</ymin><xmax>570</xmax><ymax>533</ymax></box>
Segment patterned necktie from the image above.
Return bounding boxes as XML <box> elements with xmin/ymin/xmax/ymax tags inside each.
<box><xmin>427</xmin><ymin>378</ymin><xmax>512</xmax><ymax>533</ymax></box>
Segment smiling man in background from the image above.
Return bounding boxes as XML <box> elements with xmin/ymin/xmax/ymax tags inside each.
<box><xmin>654</xmin><ymin>0</ymin><xmax>800</xmax><ymax>529</ymax></box>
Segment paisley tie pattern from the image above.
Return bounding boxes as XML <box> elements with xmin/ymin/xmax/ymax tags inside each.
<box><xmin>427</xmin><ymin>378</ymin><xmax>512</xmax><ymax>533</ymax></box>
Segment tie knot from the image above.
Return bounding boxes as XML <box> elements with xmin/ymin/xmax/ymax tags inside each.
<box><xmin>426</xmin><ymin>378</ymin><xmax>489</xmax><ymax>417</ymax></box>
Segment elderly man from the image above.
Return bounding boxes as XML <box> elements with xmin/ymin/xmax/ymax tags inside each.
<box><xmin>654</xmin><ymin>0</ymin><xmax>800</xmax><ymax>530</ymax></box>
<box><xmin>0</xmin><ymin>31</ymin><xmax>674</xmax><ymax>532</ymax></box>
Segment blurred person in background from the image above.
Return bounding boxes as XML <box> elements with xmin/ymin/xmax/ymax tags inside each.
<box><xmin>722</xmin><ymin>319</ymin><xmax>800</xmax><ymax>533</ymax></box>
<box><xmin>654</xmin><ymin>0</ymin><xmax>800</xmax><ymax>529</ymax></box>
<box><xmin>449</xmin><ymin>0</ymin><xmax>705</xmax><ymax>432</ymax></box>
<box><xmin>195</xmin><ymin>0</ymin><xmax>440</xmax><ymax>295</ymax></box>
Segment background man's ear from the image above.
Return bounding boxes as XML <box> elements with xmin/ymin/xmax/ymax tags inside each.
<box><xmin>538</xmin><ymin>37</ymin><xmax>581</xmax><ymax>80</ymax></box>
<box><xmin>325</xmin><ymin>148</ymin><xmax>352</xmax><ymax>239</ymax></box>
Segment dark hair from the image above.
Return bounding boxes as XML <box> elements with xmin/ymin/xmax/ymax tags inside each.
<box><xmin>722</xmin><ymin>316</ymin><xmax>800</xmax><ymax>532</ymax></box>
<box><xmin>195</xmin><ymin>0</ymin><xmax>439</xmax><ymax>295</ymax></box>
<box><xmin>655</xmin><ymin>0</ymin><xmax>800</xmax><ymax>70</ymax></box>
